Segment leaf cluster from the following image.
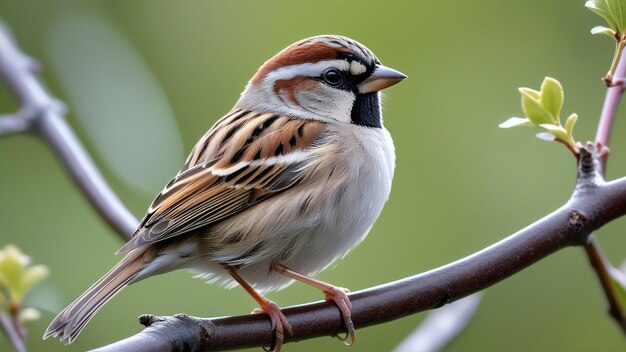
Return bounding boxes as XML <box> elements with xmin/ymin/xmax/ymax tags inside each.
<box><xmin>500</xmin><ymin>77</ymin><xmax>578</xmax><ymax>152</ymax></box>
<box><xmin>587</xmin><ymin>0</ymin><xmax>626</xmax><ymax>82</ymax></box>
<box><xmin>0</xmin><ymin>244</ymin><xmax>48</xmax><ymax>324</ymax></box>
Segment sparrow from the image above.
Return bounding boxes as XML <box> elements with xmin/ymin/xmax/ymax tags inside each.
<box><xmin>44</xmin><ymin>34</ymin><xmax>406</xmax><ymax>351</ymax></box>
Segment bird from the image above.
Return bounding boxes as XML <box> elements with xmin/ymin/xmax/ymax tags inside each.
<box><xmin>44</xmin><ymin>34</ymin><xmax>406</xmax><ymax>351</ymax></box>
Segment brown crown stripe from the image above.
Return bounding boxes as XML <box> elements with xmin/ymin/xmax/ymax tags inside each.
<box><xmin>251</xmin><ymin>42</ymin><xmax>348</xmax><ymax>84</ymax></box>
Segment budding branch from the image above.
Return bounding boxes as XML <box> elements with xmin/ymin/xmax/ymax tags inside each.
<box><xmin>1</xmin><ymin>20</ymin><xmax>626</xmax><ymax>352</ymax></box>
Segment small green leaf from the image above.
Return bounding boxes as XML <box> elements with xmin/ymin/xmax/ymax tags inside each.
<box><xmin>519</xmin><ymin>87</ymin><xmax>540</xmax><ymax>99</ymax></box>
<box><xmin>609</xmin><ymin>267</ymin><xmax>626</xmax><ymax>306</ymax></box>
<box><xmin>503</xmin><ymin>78</ymin><xmax>579</xmax><ymax>153</ymax></box>
<box><xmin>0</xmin><ymin>246</ymin><xmax>27</xmax><ymax>302</ymax></box>
<box><xmin>19</xmin><ymin>307</ymin><xmax>41</xmax><ymax>324</ymax></box>
<box><xmin>591</xmin><ymin>25</ymin><xmax>617</xmax><ymax>37</ymax></box>
<box><xmin>538</xmin><ymin>123</ymin><xmax>566</xmax><ymax>132</ymax></box>
<box><xmin>519</xmin><ymin>88</ymin><xmax>553</xmax><ymax>125</ymax></box>
<box><xmin>0</xmin><ymin>245</ymin><xmax>49</xmax><ymax>304</ymax></box>
<box><xmin>499</xmin><ymin>117</ymin><xmax>532</xmax><ymax>128</ymax></box>
<box><xmin>535</xmin><ymin>132</ymin><xmax>556</xmax><ymax>141</ymax></box>
<box><xmin>21</xmin><ymin>265</ymin><xmax>49</xmax><ymax>297</ymax></box>
<box><xmin>540</xmin><ymin>77</ymin><xmax>564</xmax><ymax>120</ymax></box>
<box><xmin>539</xmin><ymin>123</ymin><xmax>569</xmax><ymax>140</ymax></box>
<box><xmin>587</xmin><ymin>0</ymin><xmax>619</xmax><ymax>33</ymax></box>
<box><xmin>586</xmin><ymin>0</ymin><xmax>626</xmax><ymax>35</ymax></box>
<box><xmin>565</xmin><ymin>113</ymin><xmax>578</xmax><ymax>136</ymax></box>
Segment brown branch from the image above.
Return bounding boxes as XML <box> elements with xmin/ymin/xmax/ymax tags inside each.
<box><xmin>0</xmin><ymin>312</ymin><xmax>25</xmax><ymax>352</ymax></box>
<box><xmin>0</xmin><ymin>22</ymin><xmax>137</xmax><ymax>240</ymax></box>
<box><xmin>584</xmin><ymin>33</ymin><xmax>626</xmax><ymax>334</ymax></box>
<box><xmin>88</xmin><ymin>146</ymin><xmax>626</xmax><ymax>351</ymax></box>
<box><xmin>585</xmin><ymin>236</ymin><xmax>626</xmax><ymax>331</ymax></box>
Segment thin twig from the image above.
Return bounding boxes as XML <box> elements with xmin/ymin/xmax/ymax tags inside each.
<box><xmin>0</xmin><ymin>312</ymin><xmax>26</xmax><ymax>352</ymax></box>
<box><xmin>393</xmin><ymin>293</ymin><xmax>482</xmax><ymax>352</ymax></box>
<box><xmin>596</xmin><ymin>40</ymin><xmax>626</xmax><ymax>153</ymax></box>
<box><xmin>0</xmin><ymin>111</ymin><xmax>32</xmax><ymax>135</ymax></box>
<box><xmin>585</xmin><ymin>236</ymin><xmax>626</xmax><ymax>331</ymax></box>
<box><xmin>0</xmin><ymin>22</ymin><xmax>137</xmax><ymax>240</ymax></box>
<box><xmin>585</xmin><ymin>37</ymin><xmax>626</xmax><ymax>333</ymax></box>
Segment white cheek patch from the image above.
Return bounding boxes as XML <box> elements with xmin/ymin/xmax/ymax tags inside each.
<box><xmin>350</xmin><ymin>61</ymin><xmax>367</xmax><ymax>75</ymax></box>
<box><xmin>295</xmin><ymin>85</ymin><xmax>355</xmax><ymax>123</ymax></box>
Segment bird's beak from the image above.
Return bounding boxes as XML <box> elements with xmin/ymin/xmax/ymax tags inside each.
<box><xmin>358</xmin><ymin>65</ymin><xmax>407</xmax><ymax>94</ymax></box>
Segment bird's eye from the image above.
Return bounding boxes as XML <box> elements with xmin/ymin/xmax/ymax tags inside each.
<box><xmin>322</xmin><ymin>69</ymin><xmax>342</xmax><ymax>85</ymax></box>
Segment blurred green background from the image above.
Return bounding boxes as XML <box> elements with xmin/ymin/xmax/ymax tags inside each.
<box><xmin>1</xmin><ymin>0</ymin><xmax>626</xmax><ymax>351</ymax></box>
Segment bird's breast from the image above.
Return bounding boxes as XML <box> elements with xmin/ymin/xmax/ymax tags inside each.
<box><xmin>191</xmin><ymin>125</ymin><xmax>395</xmax><ymax>292</ymax></box>
<box><xmin>278</xmin><ymin>125</ymin><xmax>395</xmax><ymax>277</ymax></box>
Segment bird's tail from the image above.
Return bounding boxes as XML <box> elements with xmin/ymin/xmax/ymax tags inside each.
<box><xmin>43</xmin><ymin>247</ymin><xmax>155</xmax><ymax>344</ymax></box>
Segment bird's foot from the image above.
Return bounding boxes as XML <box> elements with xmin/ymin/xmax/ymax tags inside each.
<box><xmin>252</xmin><ymin>300</ymin><xmax>293</xmax><ymax>352</ymax></box>
<box><xmin>272</xmin><ymin>264</ymin><xmax>357</xmax><ymax>346</ymax></box>
<box><xmin>323</xmin><ymin>286</ymin><xmax>355</xmax><ymax>346</ymax></box>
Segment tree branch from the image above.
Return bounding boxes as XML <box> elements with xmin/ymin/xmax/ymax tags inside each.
<box><xmin>393</xmin><ymin>293</ymin><xmax>482</xmax><ymax>352</ymax></box>
<box><xmin>596</xmin><ymin>44</ymin><xmax>626</xmax><ymax>152</ymax></box>
<box><xmin>0</xmin><ymin>110</ymin><xmax>32</xmax><ymax>136</ymax></box>
<box><xmin>585</xmin><ymin>236</ymin><xmax>626</xmax><ymax>331</ymax></box>
<box><xmin>0</xmin><ymin>312</ymin><xmax>26</xmax><ymax>352</ymax></box>
<box><xmin>0</xmin><ymin>22</ymin><xmax>137</xmax><ymax>240</ymax></box>
<box><xmin>582</xmin><ymin>37</ymin><xmax>626</xmax><ymax>334</ymax></box>
<box><xmin>90</xmin><ymin>146</ymin><xmax>626</xmax><ymax>351</ymax></box>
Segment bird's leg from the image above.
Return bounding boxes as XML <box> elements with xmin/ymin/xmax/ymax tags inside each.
<box><xmin>224</xmin><ymin>265</ymin><xmax>292</xmax><ymax>352</ymax></box>
<box><xmin>273</xmin><ymin>263</ymin><xmax>355</xmax><ymax>346</ymax></box>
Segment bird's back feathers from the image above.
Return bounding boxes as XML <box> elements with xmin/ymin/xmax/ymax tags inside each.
<box><xmin>118</xmin><ymin>109</ymin><xmax>327</xmax><ymax>254</ymax></box>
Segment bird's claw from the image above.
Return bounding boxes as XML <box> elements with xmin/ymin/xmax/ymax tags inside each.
<box><xmin>324</xmin><ymin>286</ymin><xmax>355</xmax><ymax>346</ymax></box>
<box><xmin>254</xmin><ymin>300</ymin><xmax>293</xmax><ymax>352</ymax></box>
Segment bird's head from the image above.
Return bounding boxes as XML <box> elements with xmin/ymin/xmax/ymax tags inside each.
<box><xmin>236</xmin><ymin>35</ymin><xmax>406</xmax><ymax>128</ymax></box>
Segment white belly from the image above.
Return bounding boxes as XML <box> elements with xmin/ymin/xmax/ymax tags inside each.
<box><xmin>285</xmin><ymin>126</ymin><xmax>395</xmax><ymax>273</ymax></box>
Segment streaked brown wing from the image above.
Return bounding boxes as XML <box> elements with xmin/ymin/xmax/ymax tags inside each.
<box><xmin>118</xmin><ymin>109</ymin><xmax>326</xmax><ymax>253</ymax></box>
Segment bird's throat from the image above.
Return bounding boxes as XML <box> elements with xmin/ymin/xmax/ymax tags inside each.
<box><xmin>350</xmin><ymin>92</ymin><xmax>382</xmax><ymax>128</ymax></box>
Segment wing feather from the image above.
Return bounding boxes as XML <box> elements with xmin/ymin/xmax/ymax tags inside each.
<box><xmin>117</xmin><ymin>110</ymin><xmax>327</xmax><ymax>253</ymax></box>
